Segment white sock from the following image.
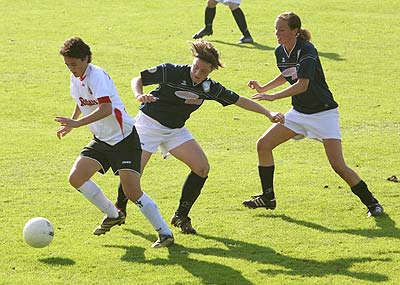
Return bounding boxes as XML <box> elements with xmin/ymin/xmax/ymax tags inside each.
<box><xmin>135</xmin><ymin>192</ymin><xmax>172</xmax><ymax>236</ymax></box>
<box><xmin>78</xmin><ymin>180</ymin><xmax>119</xmax><ymax>218</ymax></box>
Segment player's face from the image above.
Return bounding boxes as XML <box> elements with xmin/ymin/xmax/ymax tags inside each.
<box><xmin>190</xmin><ymin>57</ymin><xmax>213</xmax><ymax>84</ymax></box>
<box><xmin>275</xmin><ymin>18</ymin><xmax>298</xmax><ymax>46</ymax></box>
<box><xmin>63</xmin><ymin>56</ymin><xmax>88</xmax><ymax>78</ymax></box>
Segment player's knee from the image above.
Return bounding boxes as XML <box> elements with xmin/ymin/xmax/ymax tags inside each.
<box><xmin>194</xmin><ymin>162</ymin><xmax>210</xmax><ymax>178</ymax></box>
<box><xmin>68</xmin><ymin>172</ymin><xmax>84</xmax><ymax>189</ymax></box>
<box><xmin>207</xmin><ymin>0</ymin><xmax>218</xmax><ymax>7</ymax></box>
<box><xmin>256</xmin><ymin>137</ymin><xmax>273</xmax><ymax>153</ymax></box>
<box><xmin>227</xmin><ymin>3</ymin><xmax>239</xmax><ymax>10</ymax></box>
<box><xmin>330</xmin><ymin>162</ymin><xmax>348</xmax><ymax>177</ymax></box>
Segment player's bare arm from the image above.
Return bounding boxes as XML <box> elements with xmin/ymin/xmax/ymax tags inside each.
<box><xmin>252</xmin><ymin>78</ymin><xmax>309</xmax><ymax>101</ymax></box>
<box><xmin>234</xmin><ymin>96</ymin><xmax>284</xmax><ymax>123</ymax></box>
<box><xmin>56</xmin><ymin>104</ymin><xmax>81</xmax><ymax>139</ymax></box>
<box><xmin>55</xmin><ymin>102</ymin><xmax>112</xmax><ymax>129</ymax></box>
<box><xmin>131</xmin><ymin>76</ymin><xmax>158</xmax><ymax>103</ymax></box>
<box><xmin>248</xmin><ymin>74</ymin><xmax>286</xmax><ymax>93</ymax></box>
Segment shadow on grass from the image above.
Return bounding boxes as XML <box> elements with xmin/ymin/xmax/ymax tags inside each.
<box><xmin>212</xmin><ymin>39</ymin><xmax>274</xmax><ymax>51</ymax></box>
<box><xmin>262</xmin><ymin>212</ymin><xmax>400</xmax><ymax>239</ymax></box>
<box><xmin>105</xmin><ymin>229</ymin><xmax>389</xmax><ymax>284</ymax></box>
<box><xmin>38</xmin><ymin>257</ymin><xmax>75</xmax><ymax>266</ymax></box>
<box><xmin>211</xmin><ymin>40</ymin><xmax>345</xmax><ymax>61</ymax></box>
<box><xmin>105</xmin><ymin>229</ymin><xmax>252</xmax><ymax>285</ymax></box>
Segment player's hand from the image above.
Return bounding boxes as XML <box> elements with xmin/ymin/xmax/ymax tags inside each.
<box><xmin>137</xmin><ymin>94</ymin><xmax>159</xmax><ymax>103</ymax></box>
<box><xmin>56</xmin><ymin>125</ymin><xmax>73</xmax><ymax>139</ymax></box>
<box><xmin>268</xmin><ymin>112</ymin><xmax>285</xmax><ymax>124</ymax></box>
<box><xmin>247</xmin><ymin>80</ymin><xmax>263</xmax><ymax>93</ymax></box>
<box><xmin>55</xmin><ymin>116</ymin><xmax>81</xmax><ymax>128</ymax></box>
<box><xmin>251</xmin><ymin>93</ymin><xmax>276</xmax><ymax>101</ymax></box>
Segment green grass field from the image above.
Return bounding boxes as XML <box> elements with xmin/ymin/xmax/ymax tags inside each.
<box><xmin>1</xmin><ymin>0</ymin><xmax>400</xmax><ymax>284</ymax></box>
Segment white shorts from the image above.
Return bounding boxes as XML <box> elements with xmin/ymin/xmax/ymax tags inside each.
<box><xmin>134</xmin><ymin>112</ymin><xmax>194</xmax><ymax>156</ymax></box>
<box><xmin>216</xmin><ymin>0</ymin><xmax>242</xmax><ymax>5</ymax></box>
<box><xmin>283</xmin><ymin>108</ymin><xmax>341</xmax><ymax>141</ymax></box>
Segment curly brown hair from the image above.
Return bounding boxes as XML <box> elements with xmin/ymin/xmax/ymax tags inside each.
<box><xmin>190</xmin><ymin>39</ymin><xmax>224</xmax><ymax>70</ymax></box>
<box><xmin>59</xmin><ymin>37</ymin><xmax>92</xmax><ymax>63</ymax></box>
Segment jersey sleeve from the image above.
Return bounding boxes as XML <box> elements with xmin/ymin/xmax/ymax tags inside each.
<box><xmin>88</xmin><ymin>69</ymin><xmax>112</xmax><ymax>100</ymax></box>
<box><xmin>140</xmin><ymin>63</ymin><xmax>174</xmax><ymax>86</ymax></box>
<box><xmin>206</xmin><ymin>81</ymin><xmax>240</xmax><ymax>106</ymax></box>
<box><xmin>297</xmin><ymin>44</ymin><xmax>317</xmax><ymax>80</ymax></box>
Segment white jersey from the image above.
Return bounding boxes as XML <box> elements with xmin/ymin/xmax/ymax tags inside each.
<box><xmin>70</xmin><ymin>63</ymin><xmax>135</xmax><ymax>145</ymax></box>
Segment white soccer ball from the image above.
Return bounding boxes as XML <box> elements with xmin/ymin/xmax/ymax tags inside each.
<box><xmin>23</xmin><ymin>217</ymin><xmax>54</xmax><ymax>248</ymax></box>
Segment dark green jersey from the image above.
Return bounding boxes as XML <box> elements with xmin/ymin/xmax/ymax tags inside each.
<box><xmin>139</xmin><ymin>63</ymin><xmax>239</xmax><ymax>128</ymax></box>
<box><xmin>275</xmin><ymin>38</ymin><xmax>338</xmax><ymax>114</ymax></box>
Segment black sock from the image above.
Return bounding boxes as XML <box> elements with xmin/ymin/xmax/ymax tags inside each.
<box><xmin>259</xmin><ymin>165</ymin><xmax>275</xmax><ymax>200</ymax></box>
<box><xmin>351</xmin><ymin>180</ymin><xmax>378</xmax><ymax>207</ymax></box>
<box><xmin>116</xmin><ymin>183</ymin><xmax>129</xmax><ymax>214</ymax></box>
<box><xmin>176</xmin><ymin>172</ymin><xmax>208</xmax><ymax>217</ymax></box>
<box><xmin>232</xmin><ymin>8</ymin><xmax>251</xmax><ymax>37</ymax></box>
<box><xmin>205</xmin><ymin>7</ymin><xmax>216</xmax><ymax>28</ymax></box>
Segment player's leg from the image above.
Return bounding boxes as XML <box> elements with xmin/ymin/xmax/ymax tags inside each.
<box><xmin>69</xmin><ymin>156</ymin><xmax>123</xmax><ymax>235</ymax></box>
<box><xmin>169</xmin><ymin>139</ymin><xmax>209</xmax><ymax>234</ymax></box>
<box><xmin>243</xmin><ymin>123</ymin><xmax>296</xmax><ymax>209</ymax></box>
<box><xmin>323</xmin><ymin>139</ymin><xmax>383</xmax><ymax>217</ymax></box>
<box><xmin>193</xmin><ymin>0</ymin><xmax>218</xmax><ymax>39</ymax></box>
<box><xmin>227</xmin><ymin>1</ymin><xmax>254</xmax><ymax>44</ymax></box>
<box><xmin>69</xmin><ymin>156</ymin><xmax>120</xmax><ymax>218</ymax></box>
<box><xmin>115</xmin><ymin>150</ymin><xmax>153</xmax><ymax>216</ymax></box>
<box><xmin>119</xmin><ymin>170</ymin><xmax>174</xmax><ymax>248</ymax></box>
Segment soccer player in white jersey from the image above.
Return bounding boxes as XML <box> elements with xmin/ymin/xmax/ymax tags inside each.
<box><xmin>56</xmin><ymin>37</ymin><xmax>174</xmax><ymax>248</ymax></box>
<box><xmin>242</xmin><ymin>12</ymin><xmax>383</xmax><ymax>217</ymax></box>
<box><xmin>114</xmin><ymin>39</ymin><xmax>285</xmax><ymax>235</ymax></box>
<box><xmin>192</xmin><ymin>0</ymin><xmax>253</xmax><ymax>44</ymax></box>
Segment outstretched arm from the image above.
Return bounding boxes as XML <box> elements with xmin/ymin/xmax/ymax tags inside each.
<box><xmin>252</xmin><ymin>78</ymin><xmax>309</xmax><ymax>101</ymax></box>
<box><xmin>234</xmin><ymin>96</ymin><xmax>284</xmax><ymax>123</ymax></box>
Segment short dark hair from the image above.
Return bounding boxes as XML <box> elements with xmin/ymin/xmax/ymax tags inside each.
<box><xmin>59</xmin><ymin>37</ymin><xmax>92</xmax><ymax>63</ymax></box>
<box><xmin>190</xmin><ymin>39</ymin><xmax>224</xmax><ymax>70</ymax></box>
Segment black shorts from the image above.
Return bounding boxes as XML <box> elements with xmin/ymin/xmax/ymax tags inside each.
<box><xmin>80</xmin><ymin>127</ymin><xmax>142</xmax><ymax>175</ymax></box>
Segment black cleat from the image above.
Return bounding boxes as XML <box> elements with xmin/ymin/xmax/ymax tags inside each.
<box><xmin>151</xmin><ymin>233</ymin><xmax>174</xmax><ymax>248</ymax></box>
<box><xmin>367</xmin><ymin>203</ymin><xmax>384</xmax><ymax>217</ymax></box>
<box><xmin>93</xmin><ymin>211</ymin><xmax>126</xmax><ymax>235</ymax></box>
<box><xmin>192</xmin><ymin>27</ymin><xmax>213</xmax><ymax>39</ymax></box>
<box><xmin>242</xmin><ymin>195</ymin><xmax>276</xmax><ymax>210</ymax></box>
<box><xmin>171</xmin><ymin>214</ymin><xmax>197</xmax><ymax>234</ymax></box>
<box><xmin>237</xmin><ymin>35</ymin><xmax>254</xmax><ymax>44</ymax></box>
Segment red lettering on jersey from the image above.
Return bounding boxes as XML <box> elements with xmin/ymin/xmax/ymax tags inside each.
<box><xmin>79</xmin><ymin>97</ymin><xmax>99</xmax><ymax>106</ymax></box>
<box><xmin>185</xmin><ymin>98</ymin><xmax>204</xmax><ymax>105</ymax></box>
<box><xmin>98</xmin><ymin>96</ymin><xmax>111</xmax><ymax>104</ymax></box>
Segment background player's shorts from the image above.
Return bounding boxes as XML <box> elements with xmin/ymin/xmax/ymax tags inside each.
<box><xmin>283</xmin><ymin>108</ymin><xmax>341</xmax><ymax>141</ymax></box>
<box><xmin>80</xmin><ymin>127</ymin><xmax>142</xmax><ymax>175</ymax></box>
<box><xmin>217</xmin><ymin>0</ymin><xmax>242</xmax><ymax>5</ymax></box>
<box><xmin>135</xmin><ymin>111</ymin><xmax>194</xmax><ymax>157</ymax></box>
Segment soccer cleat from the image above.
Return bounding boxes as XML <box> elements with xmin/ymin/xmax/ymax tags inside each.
<box><xmin>171</xmin><ymin>214</ymin><xmax>197</xmax><ymax>234</ymax></box>
<box><xmin>367</xmin><ymin>203</ymin><xmax>384</xmax><ymax>217</ymax></box>
<box><xmin>237</xmin><ymin>35</ymin><xmax>254</xmax><ymax>44</ymax></box>
<box><xmin>192</xmin><ymin>27</ymin><xmax>213</xmax><ymax>39</ymax></box>
<box><xmin>242</xmin><ymin>195</ymin><xmax>276</xmax><ymax>210</ymax></box>
<box><xmin>151</xmin><ymin>234</ymin><xmax>174</xmax><ymax>248</ymax></box>
<box><xmin>93</xmin><ymin>211</ymin><xmax>126</xmax><ymax>235</ymax></box>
